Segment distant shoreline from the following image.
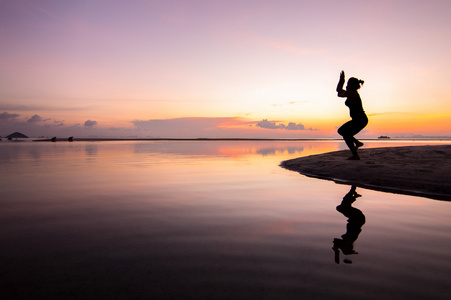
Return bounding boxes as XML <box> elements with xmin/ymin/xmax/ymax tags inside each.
<box><xmin>32</xmin><ymin>137</ymin><xmax>341</xmax><ymax>142</ymax></box>
<box><xmin>28</xmin><ymin>137</ymin><xmax>451</xmax><ymax>142</ymax></box>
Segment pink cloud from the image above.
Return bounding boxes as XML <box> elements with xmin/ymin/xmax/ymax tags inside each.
<box><xmin>131</xmin><ymin>117</ymin><xmax>245</xmax><ymax>137</ymax></box>
<box><xmin>0</xmin><ymin>112</ymin><xmax>20</xmax><ymax>121</ymax></box>
<box><xmin>131</xmin><ymin>117</ymin><xmax>318</xmax><ymax>138</ymax></box>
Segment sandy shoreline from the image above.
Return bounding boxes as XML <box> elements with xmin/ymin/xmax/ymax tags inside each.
<box><xmin>281</xmin><ymin>145</ymin><xmax>451</xmax><ymax>201</ymax></box>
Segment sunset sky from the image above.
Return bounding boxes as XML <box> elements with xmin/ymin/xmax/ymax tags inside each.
<box><xmin>1</xmin><ymin>0</ymin><xmax>450</xmax><ymax>138</ymax></box>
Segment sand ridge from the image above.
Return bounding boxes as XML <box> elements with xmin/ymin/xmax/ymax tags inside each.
<box><xmin>281</xmin><ymin>145</ymin><xmax>451</xmax><ymax>201</ymax></box>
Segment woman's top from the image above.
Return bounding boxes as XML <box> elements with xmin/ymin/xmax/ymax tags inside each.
<box><xmin>345</xmin><ymin>93</ymin><xmax>367</xmax><ymax>120</ymax></box>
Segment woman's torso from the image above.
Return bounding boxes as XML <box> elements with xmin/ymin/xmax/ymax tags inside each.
<box><xmin>345</xmin><ymin>92</ymin><xmax>366</xmax><ymax>120</ymax></box>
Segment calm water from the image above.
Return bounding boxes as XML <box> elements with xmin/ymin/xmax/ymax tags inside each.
<box><xmin>1</xmin><ymin>140</ymin><xmax>451</xmax><ymax>300</ymax></box>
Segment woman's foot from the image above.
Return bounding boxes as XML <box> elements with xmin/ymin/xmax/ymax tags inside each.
<box><xmin>347</xmin><ymin>154</ymin><xmax>360</xmax><ymax>160</ymax></box>
<box><xmin>355</xmin><ymin>141</ymin><xmax>364</xmax><ymax>149</ymax></box>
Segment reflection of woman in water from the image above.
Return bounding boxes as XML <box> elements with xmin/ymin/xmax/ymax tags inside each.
<box><xmin>336</xmin><ymin>71</ymin><xmax>368</xmax><ymax>160</ymax></box>
<box><xmin>333</xmin><ymin>186</ymin><xmax>366</xmax><ymax>264</ymax></box>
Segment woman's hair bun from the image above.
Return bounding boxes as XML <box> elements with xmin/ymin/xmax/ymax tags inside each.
<box><xmin>348</xmin><ymin>77</ymin><xmax>364</xmax><ymax>90</ymax></box>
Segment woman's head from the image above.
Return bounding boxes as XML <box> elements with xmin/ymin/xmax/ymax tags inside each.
<box><xmin>347</xmin><ymin>77</ymin><xmax>364</xmax><ymax>91</ymax></box>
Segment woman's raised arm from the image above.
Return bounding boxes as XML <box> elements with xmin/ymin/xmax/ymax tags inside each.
<box><xmin>336</xmin><ymin>70</ymin><xmax>348</xmax><ymax>98</ymax></box>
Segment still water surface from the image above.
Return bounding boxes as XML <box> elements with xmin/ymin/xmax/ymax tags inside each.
<box><xmin>1</xmin><ymin>140</ymin><xmax>451</xmax><ymax>299</ymax></box>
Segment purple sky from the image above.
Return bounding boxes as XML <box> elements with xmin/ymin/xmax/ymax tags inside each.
<box><xmin>1</xmin><ymin>0</ymin><xmax>450</xmax><ymax>138</ymax></box>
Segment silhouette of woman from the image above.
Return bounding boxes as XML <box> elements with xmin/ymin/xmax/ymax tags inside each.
<box><xmin>336</xmin><ymin>71</ymin><xmax>368</xmax><ymax>160</ymax></box>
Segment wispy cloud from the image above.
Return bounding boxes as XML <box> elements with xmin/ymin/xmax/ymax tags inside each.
<box><xmin>0</xmin><ymin>112</ymin><xmax>20</xmax><ymax>121</ymax></box>
<box><xmin>0</xmin><ymin>104</ymin><xmax>90</xmax><ymax>112</ymax></box>
<box><xmin>0</xmin><ymin>111</ymin><xmax>97</xmax><ymax>137</ymax></box>
<box><xmin>1</xmin><ymin>112</ymin><xmax>319</xmax><ymax>139</ymax></box>
<box><xmin>132</xmin><ymin>116</ymin><xmax>321</xmax><ymax>137</ymax></box>
<box><xmin>26</xmin><ymin>114</ymin><xmax>43</xmax><ymax>123</ymax></box>
<box><xmin>131</xmin><ymin>117</ymin><xmax>243</xmax><ymax>137</ymax></box>
<box><xmin>367</xmin><ymin>111</ymin><xmax>413</xmax><ymax>117</ymax></box>
<box><xmin>271</xmin><ymin>101</ymin><xmax>309</xmax><ymax>108</ymax></box>
<box><xmin>84</xmin><ymin>120</ymin><xmax>98</xmax><ymax>127</ymax></box>
<box><xmin>368</xmin><ymin>112</ymin><xmax>451</xmax><ymax>118</ymax></box>
<box><xmin>255</xmin><ymin>119</ymin><xmax>315</xmax><ymax>131</ymax></box>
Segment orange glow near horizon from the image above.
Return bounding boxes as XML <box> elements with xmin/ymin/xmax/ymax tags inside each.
<box><xmin>366</xmin><ymin>114</ymin><xmax>451</xmax><ymax>137</ymax></box>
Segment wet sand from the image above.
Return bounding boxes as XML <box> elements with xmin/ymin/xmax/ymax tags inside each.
<box><xmin>281</xmin><ymin>145</ymin><xmax>451</xmax><ymax>201</ymax></box>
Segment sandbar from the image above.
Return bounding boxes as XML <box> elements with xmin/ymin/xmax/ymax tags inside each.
<box><xmin>281</xmin><ymin>145</ymin><xmax>451</xmax><ymax>201</ymax></box>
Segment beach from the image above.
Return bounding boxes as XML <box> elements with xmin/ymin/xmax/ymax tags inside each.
<box><xmin>281</xmin><ymin>145</ymin><xmax>451</xmax><ymax>201</ymax></box>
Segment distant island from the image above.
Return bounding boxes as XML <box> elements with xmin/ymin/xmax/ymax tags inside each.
<box><xmin>4</xmin><ymin>132</ymin><xmax>29</xmax><ymax>140</ymax></box>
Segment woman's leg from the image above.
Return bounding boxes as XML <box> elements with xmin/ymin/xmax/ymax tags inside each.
<box><xmin>338</xmin><ymin>121</ymin><xmax>356</xmax><ymax>150</ymax></box>
<box><xmin>353</xmin><ymin>117</ymin><xmax>368</xmax><ymax>149</ymax></box>
<box><xmin>338</xmin><ymin>120</ymin><xmax>365</xmax><ymax>159</ymax></box>
<box><xmin>353</xmin><ymin>137</ymin><xmax>364</xmax><ymax>149</ymax></box>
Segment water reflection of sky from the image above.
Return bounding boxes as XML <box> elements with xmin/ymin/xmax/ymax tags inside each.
<box><xmin>1</xmin><ymin>140</ymin><xmax>451</xmax><ymax>299</ymax></box>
